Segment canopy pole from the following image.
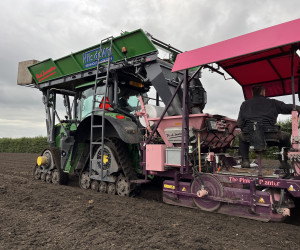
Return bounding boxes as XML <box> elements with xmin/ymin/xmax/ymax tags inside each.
<box><xmin>291</xmin><ymin>46</ymin><xmax>296</xmax><ymax>109</ymax></box>
<box><xmin>181</xmin><ymin>69</ymin><xmax>189</xmax><ymax>174</ymax></box>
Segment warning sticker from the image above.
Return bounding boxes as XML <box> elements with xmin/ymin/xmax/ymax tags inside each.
<box><xmin>164</xmin><ymin>184</ymin><xmax>175</xmax><ymax>190</ymax></box>
<box><xmin>288</xmin><ymin>185</ymin><xmax>296</xmax><ymax>192</ymax></box>
<box><xmin>258</xmin><ymin>197</ymin><xmax>265</xmax><ymax>203</ymax></box>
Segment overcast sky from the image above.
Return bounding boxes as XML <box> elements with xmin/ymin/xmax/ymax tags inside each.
<box><xmin>0</xmin><ymin>0</ymin><xmax>299</xmax><ymax>138</ymax></box>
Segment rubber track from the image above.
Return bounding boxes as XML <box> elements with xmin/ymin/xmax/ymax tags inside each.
<box><xmin>110</xmin><ymin>138</ymin><xmax>137</xmax><ymax>192</ymax></box>
<box><xmin>43</xmin><ymin>147</ymin><xmax>69</xmax><ymax>185</ymax></box>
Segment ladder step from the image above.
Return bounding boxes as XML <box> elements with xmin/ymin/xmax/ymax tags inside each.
<box><xmin>89</xmin><ymin>37</ymin><xmax>112</xmax><ymax>160</ymax></box>
<box><xmin>92</xmin><ymin>125</ymin><xmax>103</xmax><ymax>128</ymax></box>
<box><xmin>96</xmin><ymin>76</ymin><xmax>106</xmax><ymax>80</ymax></box>
<box><xmin>92</xmin><ymin>109</ymin><xmax>103</xmax><ymax>112</ymax></box>
<box><xmin>91</xmin><ymin>142</ymin><xmax>103</xmax><ymax>145</ymax></box>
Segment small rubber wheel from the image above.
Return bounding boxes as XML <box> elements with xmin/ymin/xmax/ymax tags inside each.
<box><xmin>40</xmin><ymin>172</ymin><xmax>46</xmax><ymax>182</ymax></box>
<box><xmin>99</xmin><ymin>181</ymin><xmax>108</xmax><ymax>193</ymax></box>
<box><xmin>33</xmin><ymin>165</ymin><xmax>41</xmax><ymax>180</ymax></box>
<box><xmin>91</xmin><ymin>180</ymin><xmax>99</xmax><ymax>191</ymax></box>
<box><xmin>116</xmin><ymin>175</ymin><xmax>130</xmax><ymax>197</ymax></box>
<box><xmin>45</xmin><ymin>173</ymin><xmax>52</xmax><ymax>183</ymax></box>
<box><xmin>52</xmin><ymin>169</ymin><xmax>59</xmax><ymax>184</ymax></box>
<box><xmin>79</xmin><ymin>171</ymin><xmax>91</xmax><ymax>189</ymax></box>
<box><xmin>107</xmin><ymin>183</ymin><xmax>116</xmax><ymax>195</ymax></box>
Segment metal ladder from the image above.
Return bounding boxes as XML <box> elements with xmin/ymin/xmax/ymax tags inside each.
<box><xmin>89</xmin><ymin>36</ymin><xmax>114</xmax><ymax>180</ymax></box>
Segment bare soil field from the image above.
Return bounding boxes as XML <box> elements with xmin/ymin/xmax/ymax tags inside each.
<box><xmin>0</xmin><ymin>153</ymin><xmax>299</xmax><ymax>249</ymax></box>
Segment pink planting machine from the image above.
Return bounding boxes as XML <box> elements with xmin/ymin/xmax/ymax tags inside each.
<box><xmin>139</xmin><ymin>19</ymin><xmax>300</xmax><ymax>222</ymax></box>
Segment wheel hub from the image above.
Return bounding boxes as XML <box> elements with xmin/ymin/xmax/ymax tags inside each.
<box><xmin>191</xmin><ymin>174</ymin><xmax>223</xmax><ymax>212</ymax></box>
<box><xmin>96</xmin><ymin>148</ymin><xmax>111</xmax><ymax>170</ymax></box>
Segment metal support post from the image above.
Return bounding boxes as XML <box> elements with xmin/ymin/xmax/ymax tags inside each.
<box><xmin>249</xmin><ymin>179</ymin><xmax>257</xmax><ymax>214</ymax></box>
<box><xmin>291</xmin><ymin>46</ymin><xmax>296</xmax><ymax>108</ymax></box>
<box><xmin>50</xmin><ymin>92</ymin><xmax>56</xmax><ymax>147</ymax></box>
<box><xmin>257</xmin><ymin>152</ymin><xmax>262</xmax><ymax>176</ymax></box>
<box><xmin>181</xmin><ymin>69</ymin><xmax>189</xmax><ymax>174</ymax></box>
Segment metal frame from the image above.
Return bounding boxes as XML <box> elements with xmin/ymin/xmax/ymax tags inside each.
<box><xmin>43</xmin><ymin>88</ymin><xmax>76</xmax><ymax>146</ymax></box>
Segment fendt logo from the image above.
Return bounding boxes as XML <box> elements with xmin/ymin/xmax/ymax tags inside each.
<box><xmin>83</xmin><ymin>47</ymin><xmax>114</xmax><ymax>68</ymax></box>
<box><xmin>36</xmin><ymin>66</ymin><xmax>56</xmax><ymax>82</ymax></box>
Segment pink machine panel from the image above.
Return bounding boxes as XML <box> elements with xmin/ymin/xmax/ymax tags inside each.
<box><xmin>146</xmin><ymin>144</ymin><xmax>167</xmax><ymax>171</ymax></box>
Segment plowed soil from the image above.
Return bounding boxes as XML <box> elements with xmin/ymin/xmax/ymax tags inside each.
<box><xmin>0</xmin><ymin>153</ymin><xmax>299</xmax><ymax>249</ymax></box>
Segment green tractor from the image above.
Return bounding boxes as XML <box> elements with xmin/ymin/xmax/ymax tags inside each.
<box><xmin>18</xmin><ymin>29</ymin><xmax>206</xmax><ymax>196</ymax></box>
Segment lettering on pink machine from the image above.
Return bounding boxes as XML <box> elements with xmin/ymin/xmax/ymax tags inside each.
<box><xmin>228</xmin><ymin>176</ymin><xmax>250</xmax><ymax>184</ymax></box>
<box><xmin>258</xmin><ymin>179</ymin><xmax>281</xmax><ymax>187</ymax></box>
<box><xmin>36</xmin><ymin>66</ymin><xmax>56</xmax><ymax>82</ymax></box>
<box><xmin>229</xmin><ymin>176</ymin><xmax>281</xmax><ymax>187</ymax></box>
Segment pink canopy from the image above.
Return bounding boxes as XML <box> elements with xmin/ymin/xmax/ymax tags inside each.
<box><xmin>172</xmin><ymin>19</ymin><xmax>300</xmax><ymax>99</ymax></box>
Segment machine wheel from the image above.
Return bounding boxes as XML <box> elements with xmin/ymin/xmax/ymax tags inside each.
<box><xmin>107</xmin><ymin>183</ymin><xmax>116</xmax><ymax>195</ymax></box>
<box><xmin>40</xmin><ymin>172</ymin><xmax>46</xmax><ymax>181</ymax></box>
<box><xmin>191</xmin><ymin>174</ymin><xmax>223</xmax><ymax>212</ymax></box>
<box><xmin>79</xmin><ymin>171</ymin><xmax>91</xmax><ymax>189</ymax></box>
<box><xmin>99</xmin><ymin>181</ymin><xmax>107</xmax><ymax>193</ymax></box>
<box><xmin>116</xmin><ymin>174</ymin><xmax>130</xmax><ymax>197</ymax></box>
<box><xmin>33</xmin><ymin>165</ymin><xmax>41</xmax><ymax>180</ymax></box>
<box><xmin>45</xmin><ymin>173</ymin><xmax>52</xmax><ymax>183</ymax></box>
<box><xmin>38</xmin><ymin>147</ymin><xmax>68</xmax><ymax>185</ymax></box>
<box><xmin>91</xmin><ymin>180</ymin><xmax>99</xmax><ymax>191</ymax></box>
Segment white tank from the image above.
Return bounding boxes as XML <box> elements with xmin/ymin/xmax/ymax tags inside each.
<box><xmin>139</xmin><ymin>104</ymin><xmax>167</xmax><ymax>127</ymax></box>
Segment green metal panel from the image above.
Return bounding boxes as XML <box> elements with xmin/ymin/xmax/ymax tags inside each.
<box><xmin>28</xmin><ymin>29</ymin><xmax>157</xmax><ymax>84</ymax></box>
<box><xmin>55</xmin><ymin>123</ymin><xmax>77</xmax><ymax>147</ymax></box>
<box><xmin>64</xmin><ymin>143</ymin><xmax>86</xmax><ymax>173</ymax></box>
<box><xmin>28</xmin><ymin>59</ymin><xmax>63</xmax><ymax>84</ymax></box>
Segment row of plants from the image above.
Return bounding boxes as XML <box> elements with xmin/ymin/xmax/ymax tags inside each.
<box><xmin>0</xmin><ymin>119</ymin><xmax>293</xmax><ymax>157</ymax></box>
<box><xmin>0</xmin><ymin>136</ymin><xmax>48</xmax><ymax>153</ymax></box>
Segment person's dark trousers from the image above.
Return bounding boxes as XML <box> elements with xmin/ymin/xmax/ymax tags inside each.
<box><xmin>238</xmin><ymin>131</ymin><xmax>291</xmax><ymax>161</ymax></box>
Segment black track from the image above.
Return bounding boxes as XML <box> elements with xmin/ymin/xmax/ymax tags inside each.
<box><xmin>109</xmin><ymin>138</ymin><xmax>138</xmax><ymax>194</ymax></box>
<box><xmin>42</xmin><ymin>147</ymin><xmax>69</xmax><ymax>185</ymax></box>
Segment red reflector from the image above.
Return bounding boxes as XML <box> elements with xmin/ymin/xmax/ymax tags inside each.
<box><xmin>99</xmin><ymin>97</ymin><xmax>112</xmax><ymax>111</ymax></box>
<box><xmin>116</xmin><ymin>115</ymin><xmax>125</xmax><ymax>119</ymax></box>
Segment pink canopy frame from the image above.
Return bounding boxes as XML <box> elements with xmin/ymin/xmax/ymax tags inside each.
<box><xmin>172</xmin><ymin>19</ymin><xmax>300</xmax><ymax>100</ymax></box>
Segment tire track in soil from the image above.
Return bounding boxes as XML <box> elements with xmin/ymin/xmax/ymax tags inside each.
<box><xmin>0</xmin><ymin>153</ymin><xmax>299</xmax><ymax>249</ymax></box>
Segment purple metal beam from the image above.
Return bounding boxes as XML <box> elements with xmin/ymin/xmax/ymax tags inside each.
<box><xmin>181</xmin><ymin>70</ymin><xmax>189</xmax><ymax>174</ymax></box>
<box><xmin>291</xmin><ymin>46</ymin><xmax>296</xmax><ymax>108</ymax></box>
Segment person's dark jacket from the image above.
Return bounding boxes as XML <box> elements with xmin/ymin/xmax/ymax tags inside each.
<box><xmin>237</xmin><ymin>95</ymin><xmax>295</xmax><ymax>129</ymax></box>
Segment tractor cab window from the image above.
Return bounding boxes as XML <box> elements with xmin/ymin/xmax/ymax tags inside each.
<box><xmin>77</xmin><ymin>85</ymin><xmax>106</xmax><ymax>120</ymax></box>
<box><xmin>118</xmin><ymin>88</ymin><xmax>141</xmax><ymax>113</ymax></box>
